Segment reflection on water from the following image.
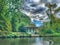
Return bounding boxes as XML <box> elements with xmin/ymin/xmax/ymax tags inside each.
<box><xmin>32</xmin><ymin>37</ymin><xmax>43</xmax><ymax>45</ymax></box>
<box><xmin>0</xmin><ymin>37</ymin><xmax>60</xmax><ymax>45</ymax></box>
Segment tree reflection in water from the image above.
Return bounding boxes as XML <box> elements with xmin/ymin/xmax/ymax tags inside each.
<box><xmin>0</xmin><ymin>37</ymin><xmax>60</xmax><ymax>45</ymax></box>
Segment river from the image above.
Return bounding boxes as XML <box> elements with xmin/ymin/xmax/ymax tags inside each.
<box><xmin>0</xmin><ymin>37</ymin><xmax>60</xmax><ymax>45</ymax></box>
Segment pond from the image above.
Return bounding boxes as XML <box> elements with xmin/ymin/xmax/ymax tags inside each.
<box><xmin>0</xmin><ymin>37</ymin><xmax>60</xmax><ymax>45</ymax></box>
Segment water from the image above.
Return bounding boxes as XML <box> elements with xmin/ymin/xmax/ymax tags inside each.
<box><xmin>0</xmin><ymin>37</ymin><xmax>60</xmax><ymax>45</ymax></box>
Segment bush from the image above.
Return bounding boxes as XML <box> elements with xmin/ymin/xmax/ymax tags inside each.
<box><xmin>45</xmin><ymin>29</ymin><xmax>53</xmax><ymax>34</ymax></box>
<box><xmin>55</xmin><ymin>27</ymin><xmax>60</xmax><ymax>33</ymax></box>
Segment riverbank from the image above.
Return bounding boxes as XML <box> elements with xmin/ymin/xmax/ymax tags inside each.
<box><xmin>0</xmin><ymin>31</ymin><xmax>60</xmax><ymax>38</ymax></box>
<box><xmin>0</xmin><ymin>35</ymin><xmax>60</xmax><ymax>38</ymax></box>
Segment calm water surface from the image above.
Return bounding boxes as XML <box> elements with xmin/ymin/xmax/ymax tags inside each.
<box><xmin>0</xmin><ymin>37</ymin><xmax>60</xmax><ymax>45</ymax></box>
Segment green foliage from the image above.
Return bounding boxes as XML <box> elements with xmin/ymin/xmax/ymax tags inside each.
<box><xmin>0</xmin><ymin>0</ymin><xmax>31</xmax><ymax>36</ymax></box>
<box><xmin>45</xmin><ymin>29</ymin><xmax>53</xmax><ymax>34</ymax></box>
